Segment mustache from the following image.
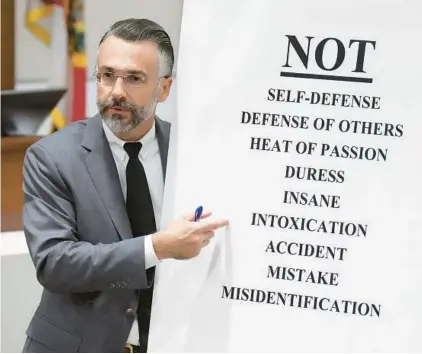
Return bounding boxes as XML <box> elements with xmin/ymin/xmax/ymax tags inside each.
<box><xmin>98</xmin><ymin>99</ymin><xmax>136</xmax><ymax>113</ymax></box>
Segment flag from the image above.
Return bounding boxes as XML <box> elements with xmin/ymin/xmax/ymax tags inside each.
<box><xmin>25</xmin><ymin>0</ymin><xmax>86</xmax><ymax>134</ymax></box>
<box><xmin>25</xmin><ymin>0</ymin><xmax>54</xmax><ymax>46</ymax></box>
<box><xmin>66</xmin><ymin>0</ymin><xmax>87</xmax><ymax>123</ymax></box>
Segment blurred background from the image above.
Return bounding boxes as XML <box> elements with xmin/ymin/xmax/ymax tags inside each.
<box><xmin>1</xmin><ymin>1</ymin><xmax>183</xmax><ymax>351</ymax></box>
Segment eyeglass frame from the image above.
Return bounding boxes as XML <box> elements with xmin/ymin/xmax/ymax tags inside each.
<box><xmin>93</xmin><ymin>70</ymin><xmax>171</xmax><ymax>88</ymax></box>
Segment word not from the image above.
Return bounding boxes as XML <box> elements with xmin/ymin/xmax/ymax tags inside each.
<box><xmin>280</xmin><ymin>35</ymin><xmax>376</xmax><ymax>83</ymax></box>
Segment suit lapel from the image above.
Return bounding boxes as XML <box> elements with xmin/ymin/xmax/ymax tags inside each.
<box><xmin>82</xmin><ymin>115</ymin><xmax>132</xmax><ymax>240</ymax></box>
<box><xmin>155</xmin><ymin>117</ymin><xmax>170</xmax><ymax>180</ymax></box>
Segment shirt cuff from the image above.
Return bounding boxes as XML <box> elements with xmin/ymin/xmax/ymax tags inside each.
<box><xmin>144</xmin><ymin>234</ymin><xmax>161</xmax><ymax>269</ymax></box>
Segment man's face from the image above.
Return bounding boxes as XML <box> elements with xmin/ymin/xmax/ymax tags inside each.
<box><xmin>96</xmin><ymin>36</ymin><xmax>171</xmax><ymax>133</ymax></box>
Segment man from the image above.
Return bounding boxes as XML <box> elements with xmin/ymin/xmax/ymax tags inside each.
<box><xmin>22</xmin><ymin>18</ymin><xmax>228</xmax><ymax>353</ymax></box>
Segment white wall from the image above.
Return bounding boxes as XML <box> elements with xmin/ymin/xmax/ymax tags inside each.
<box><xmin>1</xmin><ymin>233</ymin><xmax>43</xmax><ymax>353</ymax></box>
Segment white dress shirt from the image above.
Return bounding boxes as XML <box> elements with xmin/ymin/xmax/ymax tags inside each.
<box><xmin>102</xmin><ymin>120</ymin><xmax>163</xmax><ymax>345</ymax></box>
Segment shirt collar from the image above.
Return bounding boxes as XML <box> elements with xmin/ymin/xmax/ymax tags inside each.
<box><xmin>102</xmin><ymin>119</ymin><xmax>156</xmax><ymax>159</ymax></box>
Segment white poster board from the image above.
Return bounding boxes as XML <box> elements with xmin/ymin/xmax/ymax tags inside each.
<box><xmin>148</xmin><ymin>0</ymin><xmax>422</xmax><ymax>352</ymax></box>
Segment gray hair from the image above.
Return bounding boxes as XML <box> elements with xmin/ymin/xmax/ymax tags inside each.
<box><xmin>99</xmin><ymin>18</ymin><xmax>174</xmax><ymax>78</ymax></box>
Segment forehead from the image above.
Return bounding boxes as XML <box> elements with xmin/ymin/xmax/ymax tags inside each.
<box><xmin>97</xmin><ymin>35</ymin><xmax>159</xmax><ymax>74</ymax></box>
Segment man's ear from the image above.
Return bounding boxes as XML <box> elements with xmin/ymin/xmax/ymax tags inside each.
<box><xmin>158</xmin><ymin>77</ymin><xmax>173</xmax><ymax>102</ymax></box>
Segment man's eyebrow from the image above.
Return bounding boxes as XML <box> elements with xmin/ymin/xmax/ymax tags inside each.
<box><xmin>99</xmin><ymin>66</ymin><xmax>148</xmax><ymax>77</ymax></box>
<box><xmin>126</xmin><ymin>70</ymin><xmax>148</xmax><ymax>77</ymax></box>
<box><xmin>99</xmin><ymin>65</ymin><xmax>114</xmax><ymax>72</ymax></box>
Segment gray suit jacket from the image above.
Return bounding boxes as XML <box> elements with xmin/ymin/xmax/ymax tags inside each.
<box><xmin>21</xmin><ymin>114</ymin><xmax>170</xmax><ymax>353</ymax></box>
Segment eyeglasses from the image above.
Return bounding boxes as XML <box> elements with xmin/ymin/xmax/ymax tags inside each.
<box><xmin>94</xmin><ymin>71</ymin><xmax>170</xmax><ymax>88</ymax></box>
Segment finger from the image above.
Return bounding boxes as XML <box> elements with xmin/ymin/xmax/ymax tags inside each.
<box><xmin>201</xmin><ymin>230</ymin><xmax>215</xmax><ymax>240</ymax></box>
<box><xmin>183</xmin><ymin>210</ymin><xmax>212</xmax><ymax>221</ymax></box>
<box><xmin>197</xmin><ymin>218</ymin><xmax>229</xmax><ymax>231</ymax></box>
<box><xmin>201</xmin><ymin>238</ymin><xmax>211</xmax><ymax>247</ymax></box>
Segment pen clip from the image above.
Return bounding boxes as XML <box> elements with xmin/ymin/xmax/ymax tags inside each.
<box><xmin>194</xmin><ymin>206</ymin><xmax>203</xmax><ymax>222</ymax></box>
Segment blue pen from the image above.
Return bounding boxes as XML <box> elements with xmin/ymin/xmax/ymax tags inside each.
<box><xmin>194</xmin><ymin>205</ymin><xmax>203</xmax><ymax>222</ymax></box>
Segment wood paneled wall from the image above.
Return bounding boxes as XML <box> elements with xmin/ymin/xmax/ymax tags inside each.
<box><xmin>1</xmin><ymin>0</ymin><xmax>15</xmax><ymax>89</ymax></box>
<box><xmin>1</xmin><ymin>137</ymin><xmax>41</xmax><ymax>232</ymax></box>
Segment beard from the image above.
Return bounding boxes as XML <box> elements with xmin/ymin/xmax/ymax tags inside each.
<box><xmin>97</xmin><ymin>96</ymin><xmax>158</xmax><ymax>133</ymax></box>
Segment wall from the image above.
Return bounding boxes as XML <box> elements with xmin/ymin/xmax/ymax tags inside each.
<box><xmin>1</xmin><ymin>0</ymin><xmax>15</xmax><ymax>89</ymax></box>
<box><xmin>1</xmin><ymin>232</ymin><xmax>43</xmax><ymax>353</ymax></box>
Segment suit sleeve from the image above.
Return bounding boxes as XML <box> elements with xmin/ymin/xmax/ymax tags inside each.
<box><xmin>22</xmin><ymin>143</ymin><xmax>151</xmax><ymax>293</ymax></box>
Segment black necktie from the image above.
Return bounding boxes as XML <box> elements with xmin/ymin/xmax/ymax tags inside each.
<box><xmin>124</xmin><ymin>142</ymin><xmax>156</xmax><ymax>351</ymax></box>
<box><xmin>124</xmin><ymin>142</ymin><xmax>156</xmax><ymax>237</ymax></box>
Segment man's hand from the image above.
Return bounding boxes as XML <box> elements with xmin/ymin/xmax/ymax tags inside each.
<box><xmin>152</xmin><ymin>211</ymin><xmax>229</xmax><ymax>260</ymax></box>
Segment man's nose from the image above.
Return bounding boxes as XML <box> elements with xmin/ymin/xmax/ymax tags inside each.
<box><xmin>110</xmin><ymin>77</ymin><xmax>126</xmax><ymax>100</ymax></box>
